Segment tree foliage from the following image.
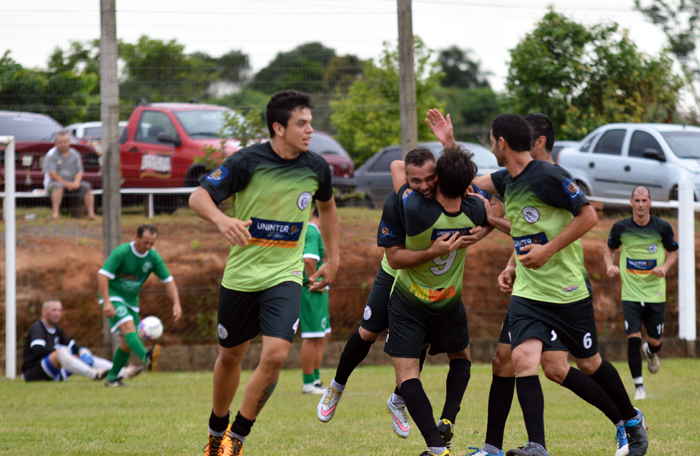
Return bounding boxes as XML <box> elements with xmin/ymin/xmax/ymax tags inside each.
<box><xmin>330</xmin><ymin>38</ymin><xmax>444</xmax><ymax>165</ymax></box>
<box><xmin>506</xmin><ymin>8</ymin><xmax>683</xmax><ymax>139</ymax></box>
<box><xmin>252</xmin><ymin>42</ymin><xmax>337</xmax><ymax>94</ymax></box>
<box><xmin>437</xmin><ymin>46</ymin><xmax>491</xmax><ymax>89</ymax></box>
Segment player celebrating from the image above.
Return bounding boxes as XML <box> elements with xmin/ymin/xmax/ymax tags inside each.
<box><xmin>190</xmin><ymin>90</ymin><xmax>339</xmax><ymax>456</ymax></box>
<box><xmin>604</xmin><ymin>186</ymin><xmax>678</xmax><ymax>400</ymax></box>
<box><xmin>98</xmin><ymin>224</ymin><xmax>182</xmax><ymax>387</ymax></box>
<box><xmin>486</xmin><ymin>114</ymin><xmax>647</xmax><ymax>456</ymax></box>
<box><xmin>387</xmin><ymin>146</ymin><xmax>487</xmax><ymax>456</ymax></box>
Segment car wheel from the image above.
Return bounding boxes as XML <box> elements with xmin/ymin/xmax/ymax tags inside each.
<box><xmin>576</xmin><ymin>181</ymin><xmax>590</xmax><ymax>196</ymax></box>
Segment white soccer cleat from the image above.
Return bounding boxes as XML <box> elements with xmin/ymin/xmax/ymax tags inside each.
<box><xmin>302</xmin><ymin>383</ymin><xmax>325</xmax><ymax>395</ymax></box>
<box><xmin>386</xmin><ymin>395</ymin><xmax>410</xmax><ymax>438</ymax></box>
<box><xmin>317</xmin><ymin>385</ymin><xmax>343</xmax><ymax>422</ymax></box>
<box><xmin>634</xmin><ymin>385</ymin><xmax>647</xmax><ymax>400</ymax></box>
<box><xmin>642</xmin><ymin>342</ymin><xmax>660</xmax><ymax>374</ymax></box>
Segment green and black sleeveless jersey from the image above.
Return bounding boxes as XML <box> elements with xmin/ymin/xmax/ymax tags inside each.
<box><xmin>491</xmin><ymin>160</ymin><xmax>590</xmax><ymax>303</ymax></box>
<box><xmin>392</xmin><ymin>183</ymin><xmax>487</xmax><ymax>312</ymax></box>
<box><xmin>199</xmin><ymin>142</ymin><xmax>333</xmax><ymax>292</ymax></box>
<box><xmin>608</xmin><ymin>217</ymin><xmax>678</xmax><ymax>302</ymax></box>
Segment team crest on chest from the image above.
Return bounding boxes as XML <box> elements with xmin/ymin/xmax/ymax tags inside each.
<box><xmin>522</xmin><ymin>206</ymin><xmax>540</xmax><ymax>223</ymax></box>
<box><xmin>142</xmin><ymin>262</ymin><xmax>152</xmax><ymax>273</ymax></box>
<box><xmin>648</xmin><ymin>244</ymin><xmax>658</xmax><ymax>253</ymax></box>
<box><xmin>298</xmin><ymin>192</ymin><xmax>312</xmax><ymax>210</ymax></box>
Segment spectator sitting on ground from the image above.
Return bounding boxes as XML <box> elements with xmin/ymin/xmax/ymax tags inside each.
<box><xmin>43</xmin><ymin>130</ymin><xmax>97</xmax><ymax>220</ymax></box>
<box><xmin>21</xmin><ymin>299</ymin><xmax>142</xmax><ymax>382</ymax></box>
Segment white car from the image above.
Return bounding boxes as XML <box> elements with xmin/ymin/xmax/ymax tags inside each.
<box><xmin>65</xmin><ymin>121</ymin><xmax>128</xmax><ymax>153</ymax></box>
<box><xmin>557</xmin><ymin>123</ymin><xmax>700</xmax><ymax>201</ymax></box>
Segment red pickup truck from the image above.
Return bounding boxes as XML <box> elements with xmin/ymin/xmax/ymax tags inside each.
<box><xmin>119</xmin><ymin>101</ymin><xmax>239</xmax><ymax>190</ymax></box>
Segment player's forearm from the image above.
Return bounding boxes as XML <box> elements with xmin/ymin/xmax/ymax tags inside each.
<box><xmin>73</xmin><ymin>172</ymin><xmax>83</xmax><ymax>184</ymax></box>
<box><xmin>97</xmin><ymin>274</ymin><xmax>110</xmax><ymax>302</ymax></box>
<box><xmin>317</xmin><ymin>198</ymin><xmax>340</xmax><ymax>267</ymax></box>
<box><xmin>488</xmin><ymin>214</ymin><xmax>511</xmax><ymax>236</ymax></box>
<box><xmin>544</xmin><ymin>204</ymin><xmax>598</xmax><ymax>258</ymax></box>
<box><xmin>507</xmin><ymin>251</ymin><xmax>516</xmax><ymax>269</ymax></box>
<box><xmin>303</xmin><ymin>259</ymin><xmax>318</xmax><ymax>281</ymax></box>
<box><xmin>188</xmin><ymin>187</ymin><xmax>228</xmax><ymax>226</ymax></box>
<box><xmin>385</xmin><ymin>246</ymin><xmax>439</xmax><ymax>270</ymax></box>
<box><xmin>603</xmin><ymin>246</ymin><xmax>616</xmax><ymax>269</ymax></box>
<box><xmin>662</xmin><ymin>249</ymin><xmax>679</xmax><ymax>272</ymax></box>
<box><xmin>390</xmin><ymin>160</ymin><xmax>406</xmax><ymax>193</ymax></box>
<box><xmin>471</xmin><ymin>175</ymin><xmax>497</xmax><ymax>195</ymax></box>
<box><xmin>165</xmin><ymin>280</ymin><xmax>180</xmax><ymax>306</ymax></box>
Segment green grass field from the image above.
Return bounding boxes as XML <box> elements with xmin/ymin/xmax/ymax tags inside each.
<box><xmin>2</xmin><ymin>360</ymin><xmax>699</xmax><ymax>455</ymax></box>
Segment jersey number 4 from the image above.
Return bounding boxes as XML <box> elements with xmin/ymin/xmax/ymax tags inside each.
<box><xmin>430</xmin><ymin>251</ymin><xmax>456</xmax><ymax>276</ymax></box>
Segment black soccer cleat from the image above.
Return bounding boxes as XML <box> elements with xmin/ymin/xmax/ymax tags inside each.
<box><xmin>437</xmin><ymin>418</ymin><xmax>454</xmax><ymax>450</ymax></box>
<box><xmin>625</xmin><ymin>407</ymin><xmax>649</xmax><ymax>456</ymax></box>
<box><xmin>506</xmin><ymin>442</ymin><xmax>550</xmax><ymax>456</ymax></box>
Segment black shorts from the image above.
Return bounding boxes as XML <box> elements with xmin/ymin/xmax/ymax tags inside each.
<box><xmin>384</xmin><ymin>289</ymin><xmax>469</xmax><ymax>358</ymax></box>
<box><xmin>359</xmin><ymin>266</ymin><xmax>395</xmax><ymax>334</ymax></box>
<box><xmin>622</xmin><ymin>301</ymin><xmax>665</xmax><ymax>338</ymax></box>
<box><xmin>508</xmin><ymin>295</ymin><xmax>598</xmax><ymax>359</ymax></box>
<box><xmin>498</xmin><ymin>312</ymin><xmax>567</xmax><ymax>352</ymax></box>
<box><xmin>22</xmin><ymin>362</ymin><xmax>52</xmax><ymax>382</ymax></box>
<box><xmin>217</xmin><ymin>281</ymin><xmax>302</xmax><ymax>348</ymax></box>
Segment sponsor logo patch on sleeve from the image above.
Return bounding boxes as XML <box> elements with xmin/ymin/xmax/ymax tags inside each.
<box><xmin>206</xmin><ymin>165</ymin><xmax>230</xmax><ymax>185</ymax></box>
<box><xmin>562</xmin><ymin>178</ymin><xmax>582</xmax><ymax>201</ymax></box>
<box><xmin>401</xmin><ymin>188</ymin><xmax>413</xmax><ymax>205</ymax></box>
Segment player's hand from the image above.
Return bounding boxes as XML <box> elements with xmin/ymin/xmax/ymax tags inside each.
<box><xmin>457</xmin><ymin>226</ymin><xmax>487</xmax><ymax>248</ymax></box>
<box><xmin>468</xmin><ymin>191</ymin><xmax>494</xmax><ymax>220</ymax></box>
<box><xmin>431</xmin><ymin>231</ymin><xmax>461</xmax><ymax>256</ymax></box>
<box><xmin>103</xmin><ymin>301</ymin><xmax>116</xmax><ymax>319</ymax></box>
<box><xmin>172</xmin><ymin>302</ymin><xmax>182</xmax><ymax>322</ymax></box>
<box><xmin>518</xmin><ymin>244</ymin><xmax>553</xmax><ymax>269</ymax></box>
<box><xmin>425</xmin><ymin>109</ymin><xmax>456</xmax><ymax>147</ymax></box>
<box><xmin>606</xmin><ymin>265</ymin><xmax>620</xmax><ymax>277</ymax></box>
<box><xmin>217</xmin><ymin>217</ymin><xmax>253</xmax><ymax>246</ymax></box>
<box><xmin>652</xmin><ymin>266</ymin><xmax>666</xmax><ymax>278</ymax></box>
<box><xmin>498</xmin><ymin>266</ymin><xmax>516</xmax><ymax>293</ymax></box>
<box><xmin>308</xmin><ymin>261</ymin><xmax>339</xmax><ymax>292</ymax></box>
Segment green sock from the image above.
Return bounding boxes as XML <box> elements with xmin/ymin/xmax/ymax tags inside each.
<box><xmin>314</xmin><ymin>369</ymin><xmax>320</xmax><ymax>382</ymax></box>
<box><xmin>303</xmin><ymin>373</ymin><xmax>315</xmax><ymax>385</ymax></box>
<box><xmin>124</xmin><ymin>332</ymin><xmax>148</xmax><ymax>364</ymax></box>
<box><xmin>107</xmin><ymin>348</ymin><xmax>131</xmax><ymax>382</ymax></box>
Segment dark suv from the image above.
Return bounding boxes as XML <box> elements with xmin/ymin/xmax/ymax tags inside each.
<box><xmin>0</xmin><ymin>111</ymin><xmax>101</xmax><ymax>191</ymax></box>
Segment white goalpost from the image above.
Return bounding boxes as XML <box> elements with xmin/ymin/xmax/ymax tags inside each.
<box><xmin>2</xmin><ymin>136</ymin><xmax>16</xmax><ymax>380</ymax></box>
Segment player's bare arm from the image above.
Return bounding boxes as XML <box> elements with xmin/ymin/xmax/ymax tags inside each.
<box><xmin>519</xmin><ymin>203</ymin><xmax>598</xmax><ymax>270</ymax></box>
<box><xmin>497</xmin><ymin>252</ymin><xmax>517</xmax><ymax>293</ymax></box>
<box><xmin>97</xmin><ymin>273</ymin><xmax>115</xmax><ymax>318</ymax></box>
<box><xmin>654</xmin><ymin>249</ymin><xmax>678</xmax><ymax>278</ymax></box>
<box><xmin>385</xmin><ymin>231</ymin><xmax>460</xmax><ymax>270</ymax></box>
<box><xmin>309</xmin><ymin>197</ymin><xmax>340</xmax><ymax>292</ymax></box>
<box><xmin>390</xmin><ymin>160</ymin><xmax>408</xmax><ymax>193</ymax></box>
<box><xmin>164</xmin><ymin>280</ymin><xmax>182</xmax><ymax>321</ymax></box>
<box><xmin>603</xmin><ymin>245</ymin><xmax>620</xmax><ymax>277</ymax></box>
<box><xmin>189</xmin><ymin>186</ymin><xmax>253</xmax><ymax>246</ymax></box>
<box><xmin>425</xmin><ymin>109</ymin><xmax>457</xmax><ymax>149</ymax></box>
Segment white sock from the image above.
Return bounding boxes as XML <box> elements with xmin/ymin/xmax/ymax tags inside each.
<box><xmin>57</xmin><ymin>348</ymin><xmax>99</xmax><ymax>379</ymax></box>
<box><xmin>330</xmin><ymin>379</ymin><xmax>345</xmax><ymax>392</ymax></box>
<box><xmin>390</xmin><ymin>393</ymin><xmax>404</xmax><ymax>406</ymax></box>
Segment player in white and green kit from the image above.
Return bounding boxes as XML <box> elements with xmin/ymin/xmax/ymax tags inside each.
<box><xmin>190</xmin><ymin>91</ymin><xmax>339</xmax><ymax>456</ymax></box>
<box><xmin>98</xmin><ymin>224</ymin><xmax>182</xmax><ymax>386</ymax></box>
<box><xmin>604</xmin><ymin>185</ymin><xmax>678</xmax><ymax>400</ymax></box>
<box><xmin>300</xmin><ymin>206</ymin><xmax>331</xmax><ymax>394</ymax></box>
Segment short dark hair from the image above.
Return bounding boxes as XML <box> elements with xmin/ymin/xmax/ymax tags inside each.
<box><xmin>266</xmin><ymin>90</ymin><xmax>314</xmax><ymax>137</ymax></box>
<box><xmin>491</xmin><ymin>114</ymin><xmax>531</xmax><ymax>153</ymax></box>
<box><xmin>404</xmin><ymin>148</ymin><xmax>435</xmax><ymax>168</ymax></box>
<box><xmin>436</xmin><ymin>146</ymin><xmax>477</xmax><ymax>198</ymax></box>
<box><xmin>137</xmin><ymin>224</ymin><xmax>158</xmax><ymax>238</ymax></box>
<box><xmin>631</xmin><ymin>186</ymin><xmax>651</xmax><ymax>199</ymax></box>
<box><xmin>523</xmin><ymin>113</ymin><xmax>555</xmax><ymax>153</ymax></box>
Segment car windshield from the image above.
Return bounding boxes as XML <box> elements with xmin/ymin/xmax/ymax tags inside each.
<box><xmin>0</xmin><ymin>115</ymin><xmax>63</xmax><ymax>142</ymax></box>
<box><xmin>84</xmin><ymin>126</ymin><xmax>102</xmax><ymax>137</ymax></box>
<box><xmin>661</xmin><ymin>131</ymin><xmax>700</xmax><ymax>159</ymax></box>
<box><xmin>173</xmin><ymin>109</ymin><xmax>230</xmax><ymax>137</ymax></box>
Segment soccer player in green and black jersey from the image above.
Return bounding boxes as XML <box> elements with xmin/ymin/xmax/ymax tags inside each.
<box><xmin>604</xmin><ymin>186</ymin><xmax>678</xmax><ymax>400</ymax></box>
<box><xmin>190</xmin><ymin>91</ymin><xmax>339</xmax><ymax>456</ymax></box>
<box><xmin>487</xmin><ymin>114</ymin><xmax>648</xmax><ymax>456</ymax></box>
<box><xmin>386</xmin><ymin>147</ymin><xmax>488</xmax><ymax>456</ymax></box>
<box><xmin>98</xmin><ymin>224</ymin><xmax>182</xmax><ymax>386</ymax></box>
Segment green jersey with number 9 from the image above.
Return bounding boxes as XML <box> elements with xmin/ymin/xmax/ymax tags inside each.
<box><xmin>392</xmin><ymin>184</ymin><xmax>487</xmax><ymax>312</ymax></box>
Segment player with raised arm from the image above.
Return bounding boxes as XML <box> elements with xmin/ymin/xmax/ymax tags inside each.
<box><xmin>604</xmin><ymin>186</ymin><xmax>678</xmax><ymax>400</ymax></box>
<box><xmin>428</xmin><ymin>109</ymin><xmax>635</xmax><ymax>456</ymax></box>
<box><xmin>386</xmin><ymin>146</ymin><xmax>488</xmax><ymax>456</ymax></box>
<box><xmin>190</xmin><ymin>90</ymin><xmax>339</xmax><ymax>456</ymax></box>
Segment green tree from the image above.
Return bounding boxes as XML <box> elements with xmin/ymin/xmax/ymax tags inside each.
<box><xmin>323</xmin><ymin>55</ymin><xmax>365</xmax><ymax>94</ymax></box>
<box><xmin>635</xmin><ymin>0</ymin><xmax>700</xmax><ymax>115</ymax></box>
<box><xmin>506</xmin><ymin>9</ymin><xmax>682</xmax><ymax>139</ymax></box>
<box><xmin>252</xmin><ymin>42</ymin><xmax>337</xmax><ymax>94</ymax></box>
<box><xmin>330</xmin><ymin>38</ymin><xmax>444</xmax><ymax>165</ymax></box>
<box><xmin>437</xmin><ymin>46</ymin><xmax>491</xmax><ymax>89</ymax></box>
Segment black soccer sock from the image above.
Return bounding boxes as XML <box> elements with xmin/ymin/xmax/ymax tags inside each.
<box><xmin>401</xmin><ymin>378</ymin><xmax>444</xmax><ymax>448</ymax></box>
<box><xmin>419</xmin><ymin>344</ymin><xmax>429</xmax><ymax>372</ymax></box>
<box><xmin>648</xmin><ymin>341</ymin><xmax>662</xmax><ymax>354</ymax></box>
<box><xmin>485</xmin><ymin>375</ymin><xmax>516</xmax><ymax>450</ymax></box>
<box><xmin>627</xmin><ymin>337</ymin><xmax>643</xmax><ymax>384</ymax></box>
<box><xmin>561</xmin><ymin>367</ymin><xmax>622</xmax><ymax>425</ymax></box>
<box><xmin>334</xmin><ymin>328</ymin><xmax>374</xmax><ymax>386</ymax></box>
<box><xmin>516</xmin><ymin>375</ymin><xmax>546</xmax><ymax>449</ymax></box>
<box><xmin>230</xmin><ymin>411</ymin><xmax>255</xmax><ymax>438</ymax></box>
<box><xmin>590</xmin><ymin>358</ymin><xmax>637</xmax><ymax>421</ymax></box>
<box><xmin>208</xmin><ymin>410</ymin><xmax>230</xmax><ymax>436</ymax></box>
<box><xmin>441</xmin><ymin>358</ymin><xmax>471</xmax><ymax>424</ymax></box>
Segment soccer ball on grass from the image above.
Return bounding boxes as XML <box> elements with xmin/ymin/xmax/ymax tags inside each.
<box><xmin>138</xmin><ymin>316</ymin><xmax>163</xmax><ymax>342</ymax></box>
